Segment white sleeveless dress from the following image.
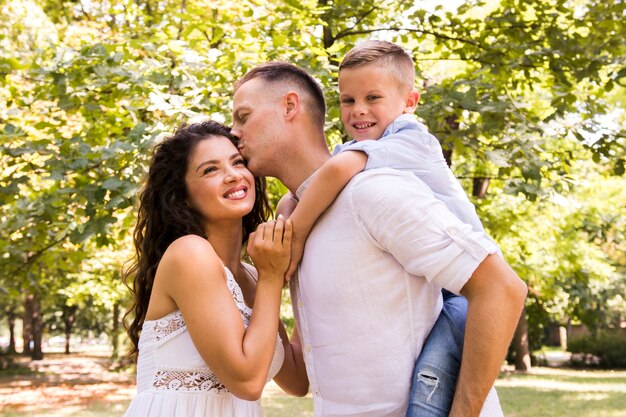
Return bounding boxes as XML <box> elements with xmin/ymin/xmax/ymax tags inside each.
<box><xmin>124</xmin><ymin>266</ymin><xmax>285</xmax><ymax>417</ymax></box>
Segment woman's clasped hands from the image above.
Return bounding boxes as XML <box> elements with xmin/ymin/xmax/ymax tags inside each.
<box><xmin>247</xmin><ymin>214</ymin><xmax>293</xmax><ymax>284</ymax></box>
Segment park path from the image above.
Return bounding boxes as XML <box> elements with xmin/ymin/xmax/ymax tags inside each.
<box><xmin>0</xmin><ymin>353</ymin><xmax>135</xmax><ymax>413</ymax></box>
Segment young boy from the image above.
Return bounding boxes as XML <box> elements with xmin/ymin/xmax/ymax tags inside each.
<box><xmin>287</xmin><ymin>40</ymin><xmax>502</xmax><ymax>416</ymax></box>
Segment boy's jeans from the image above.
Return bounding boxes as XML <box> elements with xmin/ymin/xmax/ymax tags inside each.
<box><xmin>405</xmin><ymin>290</ymin><xmax>467</xmax><ymax>417</ymax></box>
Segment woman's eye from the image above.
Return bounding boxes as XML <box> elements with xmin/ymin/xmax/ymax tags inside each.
<box><xmin>234</xmin><ymin>159</ymin><xmax>246</xmax><ymax>166</ymax></box>
<box><xmin>202</xmin><ymin>166</ymin><xmax>217</xmax><ymax>175</ymax></box>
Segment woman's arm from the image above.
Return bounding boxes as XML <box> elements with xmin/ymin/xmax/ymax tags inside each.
<box><xmin>240</xmin><ymin>262</ymin><xmax>309</xmax><ymax>396</ymax></box>
<box><xmin>160</xmin><ymin>218</ymin><xmax>291</xmax><ymax>400</ymax></box>
<box><xmin>285</xmin><ymin>150</ymin><xmax>367</xmax><ymax>279</ymax></box>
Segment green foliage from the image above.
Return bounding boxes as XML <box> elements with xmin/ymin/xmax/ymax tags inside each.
<box><xmin>0</xmin><ymin>0</ymin><xmax>624</xmax><ymax>354</ymax></box>
<box><xmin>569</xmin><ymin>330</ymin><xmax>626</xmax><ymax>369</ymax></box>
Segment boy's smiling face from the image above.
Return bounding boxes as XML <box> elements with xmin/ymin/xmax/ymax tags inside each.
<box><xmin>339</xmin><ymin>64</ymin><xmax>419</xmax><ymax>142</ymax></box>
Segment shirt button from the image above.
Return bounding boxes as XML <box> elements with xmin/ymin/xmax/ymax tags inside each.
<box><xmin>448</xmin><ymin>227</ymin><xmax>458</xmax><ymax>236</ymax></box>
<box><xmin>305</xmin><ymin>345</ymin><xmax>312</xmax><ymax>353</ymax></box>
<box><xmin>297</xmin><ymin>301</ymin><xmax>303</xmax><ymax>308</ymax></box>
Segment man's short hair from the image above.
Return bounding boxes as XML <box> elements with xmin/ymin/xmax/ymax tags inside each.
<box><xmin>339</xmin><ymin>40</ymin><xmax>415</xmax><ymax>93</ymax></box>
<box><xmin>234</xmin><ymin>62</ymin><xmax>327</xmax><ymax>129</ymax></box>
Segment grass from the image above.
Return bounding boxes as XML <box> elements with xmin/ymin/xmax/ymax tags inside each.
<box><xmin>0</xmin><ymin>401</ymin><xmax>131</xmax><ymax>417</ymax></box>
<box><xmin>261</xmin><ymin>381</ymin><xmax>314</xmax><ymax>417</ymax></box>
<box><xmin>496</xmin><ymin>368</ymin><xmax>626</xmax><ymax>417</ymax></box>
<box><xmin>1</xmin><ymin>366</ymin><xmax>625</xmax><ymax>417</ymax></box>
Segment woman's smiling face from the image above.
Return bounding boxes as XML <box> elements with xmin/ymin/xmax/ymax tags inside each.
<box><xmin>185</xmin><ymin>135</ymin><xmax>256</xmax><ymax>226</ymax></box>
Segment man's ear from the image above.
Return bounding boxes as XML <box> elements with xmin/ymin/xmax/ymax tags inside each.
<box><xmin>403</xmin><ymin>90</ymin><xmax>420</xmax><ymax>114</ymax></box>
<box><xmin>283</xmin><ymin>91</ymin><xmax>300</xmax><ymax>120</ymax></box>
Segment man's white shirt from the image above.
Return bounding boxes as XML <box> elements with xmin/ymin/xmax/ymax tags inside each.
<box><xmin>291</xmin><ymin>168</ymin><xmax>502</xmax><ymax>417</ymax></box>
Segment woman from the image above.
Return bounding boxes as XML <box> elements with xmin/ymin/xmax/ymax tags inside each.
<box><xmin>123</xmin><ymin>121</ymin><xmax>308</xmax><ymax>416</ymax></box>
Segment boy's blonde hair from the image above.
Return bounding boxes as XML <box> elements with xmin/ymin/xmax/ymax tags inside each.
<box><xmin>339</xmin><ymin>40</ymin><xmax>415</xmax><ymax>93</ymax></box>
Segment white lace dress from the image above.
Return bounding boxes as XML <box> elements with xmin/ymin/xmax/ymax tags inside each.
<box><xmin>124</xmin><ymin>266</ymin><xmax>285</xmax><ymax>417</ymax></box>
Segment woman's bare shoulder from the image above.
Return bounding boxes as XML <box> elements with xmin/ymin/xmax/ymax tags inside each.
<box><xmin>160</xmin><ymin>235</ymin><xmax>223</xmax><ymax>279</ymax></box>
<box><xmin>165</xmin><ymin>234</ymin><xmax>215</xmax><ymax>258</ymax></box>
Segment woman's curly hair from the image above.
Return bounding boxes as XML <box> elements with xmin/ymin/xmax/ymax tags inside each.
<box><xmin>123</xmin><ymin>120</ymin><xmax>271</xmax><ymax>359</ymax></box>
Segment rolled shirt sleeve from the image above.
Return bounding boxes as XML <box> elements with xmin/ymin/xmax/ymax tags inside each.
<box><xmin>349</xmin><ymin>169</ymin><xmax>499</xmax><ymax>294</ymax></box>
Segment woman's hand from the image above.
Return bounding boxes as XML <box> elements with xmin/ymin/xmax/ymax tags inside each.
<box><xmin>247</xmin><ymin>215</ymin><xmax>293</xmax><ymax>281</ymax></box>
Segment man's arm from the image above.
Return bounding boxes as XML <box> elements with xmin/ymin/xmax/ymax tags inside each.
<box><xmin>451</xmin><ymin>254</ymin><xmax>527</xmax><ymax>417</ymax></box>
<box><xmin>348</xmin><ymin>170</ymin><xmax>526</xmax><ymax>416</ymax></box>
<box><xmin>285</xmin><ymin>150</ymin><xmax>367</xmax><ymax>279</ymax></box>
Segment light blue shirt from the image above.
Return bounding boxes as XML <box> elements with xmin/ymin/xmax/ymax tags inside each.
<box><xmin>333</xmin><ymin>114</ymin><xmax>493</xmax><ymax>240</ymax></box>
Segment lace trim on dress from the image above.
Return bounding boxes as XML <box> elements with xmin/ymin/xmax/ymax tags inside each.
<box><xmin>225</xmin><ymin>269</ymin><xmax>251</xmax><ymax>326</ymax></box>
<box><xmin>152</xmin><ymin>311</ymin><xmax>186</xmax><ymax>346</ymax></box>
<box><xmin>152</xmin><ymin>368</ymin><xmax>229</xmax><ymax>394</ymax></box>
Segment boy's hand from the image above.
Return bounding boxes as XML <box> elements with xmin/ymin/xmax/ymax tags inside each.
<box><xmin>285</xmin><ymin>234</ymin><xmax>305</xmax><ymax>282</ymax></box>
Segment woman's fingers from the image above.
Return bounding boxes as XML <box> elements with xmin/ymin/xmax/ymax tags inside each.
<box><xmin>263</xmin><ymin>219</ymin><xmax>275</xmax><ymax>241</ymax></box>
<box><xmin>254</xmin><ymin>224</ymin><xmax>265</xmax><ymax>245</ymax></box>
<box><xmin>273</xmin><ymin>216</ymin><xmax>284</xmax><ymax>245</ymax></box>
<box><xmin>250</xmin><ymin>216</ymin><xmax>292</xmax><ymax>253</ymax></box>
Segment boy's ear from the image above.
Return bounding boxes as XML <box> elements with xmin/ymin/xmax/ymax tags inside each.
<box><xmin>403</xmin><ymin>90</ymin><xmax>420</xmax><ymax>114</ymax></box>
<box><xmin>283</xmin><ymin>91</ymin><xmax>300</xmax><ymax>120</ymax></box>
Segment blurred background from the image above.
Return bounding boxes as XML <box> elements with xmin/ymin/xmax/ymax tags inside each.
<box><xmin>1</xmin><ymin>0</ymin><xmax>625</xmax><ymax>416</ymax></box>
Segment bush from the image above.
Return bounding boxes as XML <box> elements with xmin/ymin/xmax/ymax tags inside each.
<box><xmin>569</xmin><ymin>330</ymin><xmax>626</xmax><ymax>368</ymax></box>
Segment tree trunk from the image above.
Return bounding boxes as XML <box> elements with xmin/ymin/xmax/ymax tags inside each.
<box><xmin>512</xmin><ymin>308</ymin><xmax>531</xmax><ymax>371</ymax></box>
<box><xmin>30</xmin><ymin>294</ymin><xmax>43</xmax><ymax>361</ymax></box>
<box><xmin>442</xmin><ymin>148</ymin><xmax>453</xmax><ymax>168</ymax></box>
<box><xmin>559</xmin><ymin>325</ymin><xmax>568</xmax><ymax>351</ymax></box>
<box><xmin>63</xmin><ymin>305</ymin><xmax>78</xmax><ymax>355</ymax></box>
<box><xmin>111</xmin><ymin>302</ymin><xmax>121</xmax><ymax>360</ymax></box>
<box><xmin>7</xmin><ymin>307</ymin><xmax>16</xmax><ymax>354</ymax></box>
<box><xmin>472</xmin><ymin>178</ymin><xmax>490</xmax><ymax>198</ymax></box>
<box><xmin>22</xmin><ymin>294</ymin><xmax>34</xmax><ymax>356</ymax></box>
<box><xmin>442</xmin><ymin>114</ymin><xmax>459</xmax><ymax>168</ymax></box>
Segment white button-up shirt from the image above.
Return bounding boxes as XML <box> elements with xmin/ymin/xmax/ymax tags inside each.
<box><xmin>291</xmin><ymin>168</ymin><xmax>499</xmax><ymax>417</ymax></box>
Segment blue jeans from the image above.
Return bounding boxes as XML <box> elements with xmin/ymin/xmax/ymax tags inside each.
<box><xmin>405</xmin><ymin>290</ymin><xmax>467</xmax><ymax>417</ymax></box>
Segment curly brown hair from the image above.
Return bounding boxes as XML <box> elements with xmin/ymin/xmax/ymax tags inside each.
<box><xmin>123</xmin><ymin>120</ymin><xmax>271</xmax><ymax>359</ymax></box>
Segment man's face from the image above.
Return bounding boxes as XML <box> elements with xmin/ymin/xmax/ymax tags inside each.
<box><xmin>231</xmin><ymin>78</ymin><xmax>284</xmax><ymax>177</ymax></box>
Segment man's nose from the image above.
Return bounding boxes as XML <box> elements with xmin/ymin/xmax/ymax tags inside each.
<box><xmin>230</xmin><ymin>126</ymin><xmax>241</xmax><ymax>139</ymax></box>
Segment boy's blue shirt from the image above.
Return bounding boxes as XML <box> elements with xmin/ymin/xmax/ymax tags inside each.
<box><xmin>333</xmin><ymin>114</ymin><xmax>498</xmax><ymax>246</ymax></box>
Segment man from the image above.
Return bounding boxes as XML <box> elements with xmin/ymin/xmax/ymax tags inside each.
<box><xmin>231</xmin><ymin>62</ymin><xmax>527</xmax><ymax>417</ymax></box>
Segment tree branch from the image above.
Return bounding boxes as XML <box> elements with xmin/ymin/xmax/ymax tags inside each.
<box><xmin>333</xmin><ymin>4</ymin><xmax>381</xmax><ymax>41</ymax></box>
<box><xmin>177</xmin><ymin>0</ymin><xmax>187</xmax><ymax>40</ymax></box>
<box><xmin>25</xmin><ymin>233</ymin><xmax>71</xmax><ymax>266</ymax></box>
<box><xmin>78</xmin><ymin>0</ymin><xmax>92</xmax><ymax>21</ymax></box>
<box><xmin>334</xmin><ymin>27</ymin><xmax>486</xmax><ymax>50</ymax></box>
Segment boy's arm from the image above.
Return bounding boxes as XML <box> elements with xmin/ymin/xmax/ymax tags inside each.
<box><xmin>285</xmin><ymin>150</ymin><xmax>367</xmax><ymax>280</ymax></box>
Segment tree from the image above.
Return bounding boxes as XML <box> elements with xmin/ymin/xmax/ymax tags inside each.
<box><xmin>1</xmin><ymin>0</ymin><xmax>624</xmax><ymax>365</ymax></box>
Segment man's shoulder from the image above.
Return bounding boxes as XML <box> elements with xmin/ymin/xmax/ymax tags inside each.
<box><xmin>350</xmin><ymin>167</ymin><xmax>423</xmax><ymax>184</ymax></box>
<box><xmin>347</xmin><ymin>168</ymin><xmax>433</xmax><ymax>199</ymax></box>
